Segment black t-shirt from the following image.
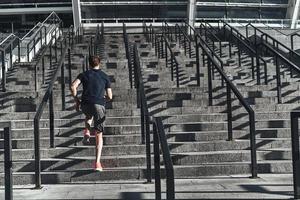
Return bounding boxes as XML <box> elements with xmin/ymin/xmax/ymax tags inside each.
<box><xmin>77</xmin><ymin>69</ymin><xmax>111</xmax><ymax>106</ymax></box>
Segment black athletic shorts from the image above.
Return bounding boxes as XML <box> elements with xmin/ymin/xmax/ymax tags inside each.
<box><xmin>81</xmin><ymin>104</ymin><xmax>106</xmax><ymax>132</ymax></box>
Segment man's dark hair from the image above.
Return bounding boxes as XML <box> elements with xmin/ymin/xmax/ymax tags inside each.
<box><xmin>89</xmin><ymin>56</ymin><xmax>101</xmax><ymax>68</ymax></box>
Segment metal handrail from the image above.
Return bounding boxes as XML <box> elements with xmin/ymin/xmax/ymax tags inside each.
<box><xmin>123</xmin><ymin>23</ymin><xmax>134</xmax><ymax>89</ymax></box>
<box><xmin>201</xmin><ymin>34</ymin><xmax>258</xmax><ymax>178</ymax></box>
<box><xmin>244</xmin><ymin>23</ymin><xmax>300</xmax><ymax>103</ymax></box>
<box><xmin>1</xmin><ymin>12</ymin><xmax>61</xmax><ymax>45</ymax></box>
<box><xmin>0</xmin><ymin>12</ymin><xmax>62</xmax><ymax>91</ymax></box>
<box><xmin>163</xmin><ymin>21</ymin><xmax>174</xmax><ymax>42</ymax></box>
<box><xmin>161</xmin><ymin>33</ymin><xmax>181</xmax><ymax>87</ymax></box>
<box><xmin>246</xmin><ymin>23</ymin><xmax>300</xmax><ymax>59</ymax></box>
<box><xmin>1</xmin><ymin>122</ymin><xmax>12</xmax><ymax>200</ymax></box>
<box><xmin>291</xmin><ymin>33</ymin><xmax>300</xmax><ymax>51</ymax></box>
<box><xmin>26</xmin><ymin>24</ymin><xmax>60</xmax><ymax>62</ymax></box>
<box><xmin>261</xmin><ymin>32</ymin><xmax>300</xmax><ymax>58</ymax></box>
<box><xmin>33</xmin><ymin>27</ymin><xmax>71</xmax><ymax>91</ymax></box>
<box><xmin>124</xmin><ymin>24</ymin><xmax>152</xmax><ymax>183</ymax></box>
<box><xmin>187</xmin><ymin>23</ymin><xmax>258</xmax><ymax>178</ymax></box>
<box><xmin>290</xmin><ymin>111</ymin><xmax>300</xmax><ymax>200</ymax></box>
<box><xmin>33</xmin><ymin>35</ymin><xmax>68</xmax><ymax>189</ymax></box>
<box><xmin>199</xmin><ymin>22</ymin><xmax>223</xmax><ymax>58</ymax></box>
<box><xmin>153</xmin><ymin>117</ymin><xmax>175</xmax><ymax>200</ymax></box>
<box><xmin>174</xmin><ymin>23</ymin><xmax>193</xmax><ymax>58</ymax></box>
<box><xmin>258</xmin><ymin>40</ymin><xmax>300</xmax><ymax>103</ymax></box>
<box><xmin>261</xmin><ymin>22</ymin><xmax>300</xmax><ymax>37</ymax></box>
<box><xmin>220</xmin><ymin>20</ymin><xmax>268</xmax><ymax>85</ymax></box>
<box><xmin>130</xmin><ymin>30</ymin><xmax>174</xmax><ymax>197</ymax></box>
<box><xmin>132</xmin><ymin>43</ymin><xmax>152</xmax><ymax>183</ymax></box>
<box><xmin>203</xmin><ymin>18</ymin><xmax>293</xmax><ymax>26</ymax></box>
<box><xmin>202</xmin><ymin>20</ymin><xmax>220</xmax><ymax>35</ymax></box>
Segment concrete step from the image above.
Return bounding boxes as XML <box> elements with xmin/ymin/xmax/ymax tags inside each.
<box><xmin>0</xmin><ymin>144</ymin><xmax>146</xmax><ymax>159</ymax></box>
<box><xmin>168</xmin><ymin>139</ymin><xmax>291</xmax><ymax>153</ymax></box>
<box><xmin>172</xmin><ymin>149</ymin><xmax>291</xmax><ymax>165</ymax></box>
<box><xmin>0</xmin><ymin>133</ymin><xmax>142</xmax><ymax>148</ymax></box>
<box><xmin>163</xmin><ymin>119</ymin><xmax>297</xmax><ymax>132</ymax></box>
<box><xmin>149</xmin><ymin>104</ymin><xmax>300</xmax><ymax>116</ymax></box>
<box><xmin>0</xmin><ymin>109</ymin><xmax>140</xmax><ymax>120</ymax></box>
<box><xmin>0</xmin><ymin>161</ymin><xmax>292</xmax><ymax>184</ymax></box>
<box><xmin>168</xmin><ymin>128</ymin><xmax>294</xmax><ymax>141</ymax></box>
<box><xmin>3</xmin><ymin>117</ymin><xmax>140</xmax><ymax>129</ymax></box>
<box><xmin>1</xmin><ymin>155</ymin><xmax>147</xmax><ymax>172</ymax></box>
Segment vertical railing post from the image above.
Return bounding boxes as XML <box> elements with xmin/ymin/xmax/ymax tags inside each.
<box><xmin>44</xmin><ymin>27</ymin><xmax>47</xmax><ymax>45</ymax></box>
<box><xmin>275</xmin><ymin>56</ymin><xmax>282</xmax><ymax>104</ymax></box>
<box><xmin>155</xmin><ymin>34</ymin><xmax>158</xmax><ymax>56</ymax></box>
<box><xmin>34</xmin><ymin>63</ymin><xmax>38</xmax><ymax>92</ymax></box>
<box><xmin>291</xmin><ymin>112</ymin><xmax>300</xmax><ymax>200</ymax></box>
<box><xmin>237</xmin><ymin>40</ymin><xmax>241</xmax><ymax>68</ymax></box>
<box><xmin>68</xmin><ymin>48</ymin><xmax>72</xmax><ymax>86</ymax></box>
<box><xmin>219</xmin><ymin>40</ymin><xmax>222</xmax><ymax>58</ymax></box>
<box><xmin>27</xmin><ymin>43</ymin><xmax>30</xmax><ymax>62</ymax></box>
<box><xmin>256</xmin><ymin>56</ymin><xmax>261</xmax><ymax>85</ymax></box>
<box><xmin>226</xmin><ymin>83</ymin><xmax>233</xmax><ymax>141</ymax></box>
<box><xmin>18</xmin><ymin>40</ymin><xmax>21</xmax><ymax>63</ymax></box>
<box><xmin>291</xmin><ymin>35</ymin><xmax>294</xmax><ymax>51</ymax></box>
<box><xmin>39</xmin><ymin>28</ymin><xmax>43</xmax><ymax>46</ymax></box>
<box><xmin>248</xmin><ymin>54</ymin><xmax>253</xmax><ymax>79</ymax></box>
<box><xmin>263</xmin><ymin>61</ymin><xmax>268</xmax><ymax>85</ymax></box>
<box><xmin>42</xmin><ymin>56</ymin><xmax>45</xmax><ymax>84</ymax></box>
<box><xmin>195</xmin><ymin>37</ymin><xmax>200</xmax><ymax>86</ymax></box>
<box><xmin>249</xmin><ymin>113</ymin><xmax>258</xmax><ymax>178</ymax></box>
<box><xmin>34</xmin><ymin>118</ymin><xmax>42</xmax><ymax>189</ymax></box>
<box><xmin>145</xmin><ymin>114</ymin><xmax>152</xmax><ymax>183</ymax></box>
<box><xmin>189</xmin><ymin>39</ymin><xmax>192</xmax><ymax>58</ymax></box>
<box><xmin>61</xmin><ymin>63</ymin><xmax>66</xmax><ymax>111</ymax></box>
<box><xmin>140</xmin><ymin>96</ymin><xmax>145</xmax><ymax>145</ymax></box>
<box><xmin>175</xmin><ymin>61</ymin><xmax>179</xmax><ymax>88</ymax></box>
<box><xmin>207</xmin><ymin>59</ymin><xmax>213</xmax><ymax>106</ymax></box>
<box><xmin>55</xmin><ymin>33</ymin><xmax>58</xmax><ymax>63</ymax></box>
<box><xmin>49</xmin><ymin>41</ymin><xmax>53</xmax><ymax>69</ymax></box>
<box><xmin>49</xmin><ymin>91</ymin><xmax>55</xmax><ymax>148</ymax></box>
<box><xmin>165</xmin><ymin>42</ymin><xmax>168</xmax><ymax>69</ymax></box>
<box><xmin>9</xmin><ymin>44</ymin><xmax>12</xmax><ymax>70</ymax></box>
<box><xmin>183</xmin><ymin>36</ymin><xmax>187</xmax><ymax>55</ymax></box>
<box><xmin>4</xmin><ymin>125</ymin><xmax>12</xmax><ymax>200</ymax></box>
<box><xmin>153</xmin><ymin>122</ymin><xmax>161</xmax><ymax>200</ymax></box>
<box><xmin>33</xmin><ymin>38</ymin><xmax>36</xmax><ymax>58</ymax></box>
<box><xmin>2</xmin><ymin>50</ymin><xmax>6</xmax><ymax>92</ymax></box>
<box><xmin>171</xmin><ymin>55</ymin><xmax>174</xmax><ymax>81</ymax></box>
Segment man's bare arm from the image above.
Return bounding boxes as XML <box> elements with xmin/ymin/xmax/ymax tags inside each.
<box><xmin>71</xmin><ymin>79</ymin><xmax>81</xmax><ymax>98</ymax></box>
<box><xmin>105</xmin><ymin>88</ymin><xmax>113</xmax><ymax>101</ymax></box>
<box><xmin>71</xmin><ymin>79</ymin><xmax>81</xmax><ymax>110</ymax></box>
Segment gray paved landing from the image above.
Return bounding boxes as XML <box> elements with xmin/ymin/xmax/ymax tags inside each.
<box><xmin>0</xmin><ymin>174</ymin><xmax>294</xmax><ymax>199</ymax></box>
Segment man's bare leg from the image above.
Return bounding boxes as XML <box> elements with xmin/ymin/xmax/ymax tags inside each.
<box><xmin>95</xmin><ymin>132</ymin><xmax>103</xmax><ymax>164</ymax></box>
<box><xmin>95</xmin><ymin>131</ymin><xmax>104</xmax><ymax>171</ymax></box>
<box><xmin>83</xmin><ymin>116</ymin><xmax>93</xmax><ymax>143</ymax></box>
<box><xmin>85</xmin><ymin>116</ymin><xmax>93</xmax><ymax>131</ymax></box>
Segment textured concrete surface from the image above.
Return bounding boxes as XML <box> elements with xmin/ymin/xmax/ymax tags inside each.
<box><xmin>0</xmin><ymin>174</ymin><xmax>294</xmax><ymax>199</ymax></box>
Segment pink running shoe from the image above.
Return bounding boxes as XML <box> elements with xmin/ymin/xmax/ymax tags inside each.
<box><xmin>93</xmin><ymin>162</ymin><xmax>103</xmax><ymax>171</ymax></box>
<box><xmin>82</xmin><ymin>128</ymin><xmax>90</xmax><ymax>144</ymax></box>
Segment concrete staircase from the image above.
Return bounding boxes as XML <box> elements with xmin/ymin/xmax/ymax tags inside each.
<box><xmin>0</xmin><ymin>24</ymin><xmax>298</xmax><ymax>187</ymax></box>
<box><xmin>133</xmin><ymin>25</ymin><xmax>298</xmax><ymax>178</ymax></box>
<box><xmin>0</xmin><ymin>32</ymin><xmax>149</xmax><ymax>184</ymax></box>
